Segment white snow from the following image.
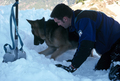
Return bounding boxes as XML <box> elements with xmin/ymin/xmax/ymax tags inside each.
<box><xmin>106</xmin><ymin>2</ymin><xmax>120</xmax><ymax>23</ymax></box>
<box><xmin>0</xmin><ymin>3</ymin><xmax>120</xmax><ymax>81</ymax></box>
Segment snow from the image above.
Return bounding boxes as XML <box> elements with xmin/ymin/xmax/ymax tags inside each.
<box><xmin>106</xmin><ymin>2</ymin><xmax>120</xmax><ymax>22</ymax></box>
<box><xmin>0</xmin><ymin>4</ymin><xmax>120</xmax><ymax>81</ymax></box>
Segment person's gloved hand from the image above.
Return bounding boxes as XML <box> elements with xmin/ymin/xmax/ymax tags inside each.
<box><xmin>55</xmin><ymin>64</ymin><xmax>77</xmax><ymax>73</ymax></box>
<box><xmin>66</xmin><ymin>59</ymin><xmax>72</xmax><ymax>62</ymax></box>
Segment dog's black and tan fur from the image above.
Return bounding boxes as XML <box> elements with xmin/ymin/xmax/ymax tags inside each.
<box><xmin>27</xmin><ymin>17</ymin><xmax>79</xmax><ymax>60</ymax></box>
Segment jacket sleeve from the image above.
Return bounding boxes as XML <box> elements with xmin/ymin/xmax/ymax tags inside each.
<box><xmin>72</xmin><ymin>40</ymin><xmax>94</xmax><ymax>68</ymax></box>
<box><xmin>71</xmin><ymin>16</ymin><xmax>96</xmax><ymax>68</ymax></box>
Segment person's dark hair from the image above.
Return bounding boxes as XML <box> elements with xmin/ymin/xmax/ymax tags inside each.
<box><xmin>50</xmin><ymin>3</ymin><xmax>73</xmax><ymax>20</ymax></box>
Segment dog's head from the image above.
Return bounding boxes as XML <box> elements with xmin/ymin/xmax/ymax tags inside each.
<box><xmin>27</xmin><ymin>17</ymin><xmax>45</xmax><ymax>45</ymax></box>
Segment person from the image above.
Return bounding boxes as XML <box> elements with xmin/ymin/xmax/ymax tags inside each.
<box><xmin>50</xmin><ymin>3</ymin><xmax>120</xmax><ymax>73</ymax></box>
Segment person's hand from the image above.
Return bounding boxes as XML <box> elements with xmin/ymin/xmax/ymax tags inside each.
<box><xmin>55</xmin><ymin>64</ymin><xmax>77</xmax><ymax>73</ymax></box>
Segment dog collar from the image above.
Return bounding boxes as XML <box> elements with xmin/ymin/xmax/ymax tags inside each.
<box><xmin>44</xmin><ymin>21</ymin><xmax>46</xmax><ymax>36</ymax></box>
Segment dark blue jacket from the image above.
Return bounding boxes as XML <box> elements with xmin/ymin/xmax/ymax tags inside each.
<box><xmin>69</xmin><ymin>10</ymin><xmax>120</xmax><ymax>68</ymax></box>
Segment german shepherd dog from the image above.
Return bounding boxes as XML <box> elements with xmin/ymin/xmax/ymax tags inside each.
<box><xmin>27</xmin><ymin>17</ymin><xmax>79</xmax><ymax>60</ymax></box>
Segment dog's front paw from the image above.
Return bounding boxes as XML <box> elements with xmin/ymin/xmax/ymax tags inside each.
<box><xmin>50</xmin><ymin>56</ymin><xmax>56</xmax><ymax>60</ymax></box>
<box><xmin>38</xmin><ymin>52</ymin><xmax>43</xmax><ymax>54</ymax></box>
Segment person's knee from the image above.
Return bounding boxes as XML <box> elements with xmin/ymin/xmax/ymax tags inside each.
<box><xmin>95</xmin><ymin>53</ymin><xmax>111</xmax><ymax>70</ymax></box>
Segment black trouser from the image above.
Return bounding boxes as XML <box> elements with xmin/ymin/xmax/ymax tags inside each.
<box><xmin>95</xmin><ymin>38</ymin><xmax>120</xmax><ymax>70</ymax></box>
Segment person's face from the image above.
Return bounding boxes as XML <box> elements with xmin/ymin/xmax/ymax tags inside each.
<box><xmin>54</xmin><ymin>17</ymin><xmax>71</xmax><ymax>29</ymax></box>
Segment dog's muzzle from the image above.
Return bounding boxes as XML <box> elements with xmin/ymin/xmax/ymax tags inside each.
<box><xmin>34</xmin><ymin>35</ymin><xmax>44</xmax><ymax>45</ymax></box>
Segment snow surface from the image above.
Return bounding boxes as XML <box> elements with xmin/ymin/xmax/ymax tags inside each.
<box><xmin>0</xmin><ymin>4</ymin><xmax>120</xmax><ymax>81</ymax></box>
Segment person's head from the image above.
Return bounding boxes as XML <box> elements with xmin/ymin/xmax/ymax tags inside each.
<box><xmin>50</xmin><ymin>3</ymin><xmax>73</xmax><ymax>28</ymax></box>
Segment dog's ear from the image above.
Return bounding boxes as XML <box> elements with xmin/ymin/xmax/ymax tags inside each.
<box><xmin>41</xmin><ymin>17</ymin><xmax>45</xmax><ymax>21</ymax></box>
<box><xmin>37</xmin><ymin>17</ymin><xmax>45</xmax><ymax>26</ymax></box>
<box><xmin>27</xmin><ymin>19</ymin><xmax>33</xmax><ymax>25</ymax></box>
